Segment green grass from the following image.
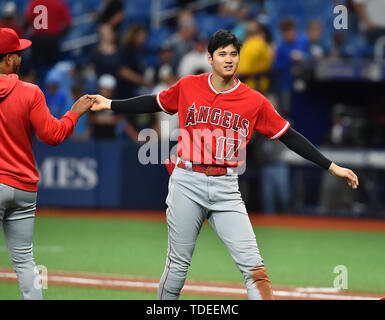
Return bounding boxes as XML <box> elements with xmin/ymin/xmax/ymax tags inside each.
<box><xmin>1</xmin><ymin>216</ymin><xmax>385</xmax><ymax>299</ymax></box>
<box><xmin>0</xmin><ymin>282</ymin><xmax>237</xmax><ymax>300</ymax></box>
<box><xmin>253</xmin><ymin>227</ymin><xmax>385</xmax><ymax>292</ymax></box>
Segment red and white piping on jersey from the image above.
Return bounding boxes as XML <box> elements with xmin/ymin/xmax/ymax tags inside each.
<box><xmin>208</xmin><ymin>73</ymin><xmax>241</xmax><ymax>95</ymax></box>
<box><xmin>156</xmin><ymin>92</ymin><xmax>174</xmax><ymax>115</ymax></box>
<box><xmin>269</xmin><ymin>121</ymin><xmax>290</xmax><ymax>140</ymax></box>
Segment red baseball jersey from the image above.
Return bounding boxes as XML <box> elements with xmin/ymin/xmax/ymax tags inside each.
<box><xmin>156</xmin><ymin>73</ymin><xmax>290</xmax><ymax>167</ymax></box>
<box><xmin>0</xmin><ymin>74</ymin><xmax>78</xmax><ymax>192</ymax></box>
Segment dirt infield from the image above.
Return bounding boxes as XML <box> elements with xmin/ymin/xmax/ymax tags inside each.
<box><xmin>36</xmin><ymin>208</ymin><xmax>385</xmax><ymax>232</ymax></box>
<box><xmin>0</xmin><ymin>268</ymin><xmax>383</xmax><ymax>300</ymax></box>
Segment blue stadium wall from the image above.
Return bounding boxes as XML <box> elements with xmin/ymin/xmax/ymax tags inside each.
<box><xmin>33</xmin><ymin>140</ymin><xmax>170</xmax><ymax>210</ymax></box>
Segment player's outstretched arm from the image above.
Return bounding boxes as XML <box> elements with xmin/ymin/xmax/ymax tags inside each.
<box><xmin>278</xmin><ymin>127</ymin><xmax>359</xmax><ymax>189</ymax></box>
<box><xmin>88</xmin><ymin>94</ymin><xmax>159</xmax><ymax>114</ymax></box>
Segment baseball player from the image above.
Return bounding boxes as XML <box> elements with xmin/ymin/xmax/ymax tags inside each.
<box><xmin>89</xmin><ymin>30</ymin><xmax>359</xmax><ymax>300</ymax></box>
<box><xmin>0</xmin><ymin>28</ymin><xmax>93</xmax><ymax>299</ymax></box>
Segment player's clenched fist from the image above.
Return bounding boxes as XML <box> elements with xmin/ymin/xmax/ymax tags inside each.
<box><xmin>70</xmin><ymin>95</ymin><xmax>95</xmax><ymax>117</ymax></box>
<box><xmin>328</xmin><ymin>162</ymin><xmax>359</xmax><ymax>189</ymax></box>
<box><xmin>87</xmin><ymin>94</ymin><xmax>112</xmax><ymax>112</ymax></box>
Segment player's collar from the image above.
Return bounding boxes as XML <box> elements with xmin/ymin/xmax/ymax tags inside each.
<box><xmin>208</xmin><ymin>73</ymin><xmax>241</xmax><ymax>95</ymax></box>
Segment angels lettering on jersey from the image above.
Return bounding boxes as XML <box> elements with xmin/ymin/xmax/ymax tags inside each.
<box><xmin>182</xmin><ymin>102</ymin><xmax>249</xmax><ymax>165</ymax></box>
<box><xmin>184</xmin><ymin>103</ymin><xmax>249</xmax><ymax>138</ymax></box>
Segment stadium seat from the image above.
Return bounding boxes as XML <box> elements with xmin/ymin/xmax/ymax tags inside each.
<box><xmin>146</xmin><ymin>26</ymin><xmax>174</xmax><ymax>52</ymax></box>
<box><xmin>194</xmin><ymin>13</ymin><xmax>236</xmax><ymax>37</ymax></box>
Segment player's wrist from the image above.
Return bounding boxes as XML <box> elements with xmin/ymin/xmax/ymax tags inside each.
<box><xmin>107</xmin><ymin>99</ymin><xmax>112</xmax><ymax>109</ymax></box>
<box><xmin>328</xmin><ymin>162</ymin><xmax>340</xmax><ymax>175</ymax></box>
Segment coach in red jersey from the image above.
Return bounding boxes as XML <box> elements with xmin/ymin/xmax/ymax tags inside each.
<box><xmin>0</xmin><ymin>28</ymin><xmax>92</xmax><ymax>299</ymax></box>
<box><xmin>89</xmin><ymin>30</ymin><xmax>359</xmax><ymax>300</ymax></box>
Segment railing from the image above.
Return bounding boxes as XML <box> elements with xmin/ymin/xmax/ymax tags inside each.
<box><xmin>61</xmin><ymin>33</ymin><xmax>99</xmax><ymax>52</ymax></box>
<box><xmin>60</xmin><ymin>12</ymin><xmax>99</xmax><ymax>52</ymax></box>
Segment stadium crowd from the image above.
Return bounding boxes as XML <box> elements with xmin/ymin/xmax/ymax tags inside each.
<box><xmin>1</xmin><ymin>0</ymin><xmax>384</xmax><ymax>214</ymax></box>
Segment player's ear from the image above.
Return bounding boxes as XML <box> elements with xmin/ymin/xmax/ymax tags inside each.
<box><xmin>207</xmin><ymin>53</ymin><xmax>213</xmax><ymax>65</ymax></box>
<box><xmin>5</xmin><ymin>54</ymin><xmax>12</xmax><ymax>66</ymax></box>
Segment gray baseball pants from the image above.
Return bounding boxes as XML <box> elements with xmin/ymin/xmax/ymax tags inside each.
<box><xmin>158</xmin><ymin>163</ymin><xmax>268</xmax><ymax>300</ymax></box>
<box><xmin>0</xmin><ymin>183</ymin><xmax>43</xmax><ymax>300</ymax></box>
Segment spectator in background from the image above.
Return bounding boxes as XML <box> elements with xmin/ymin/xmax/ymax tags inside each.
<box><xmin>24</xmin><ymin>0</ymin><xmax>72</xmax><ymax>73</ymax></box>
<box><xmin>89</xmin><ymin>24</ymin><xmax>121</xmax><ymax>81</ymax></box>
<box><xmin>258</xmin><ymin>132</ymin><xmax>291</xmax><ymax>214</ymax></box>
<box><xmin>273</xmin><ymin>18</ymin><xmax>307</xmax><ymax>113</ymax></box>
<box><xmin>89</xmin><ymin>74</ymin><xmax>121</xmax><ymax>140</ymax></box>
<box><xmin>97</xmin><ymin>0</ymin><xmax>125</xmax><ymax>35</ymax></box>
<box><xmin>43</xmin><ymin>69</ymin><xmax>68</xmax><ymax>119</ymax></box>
<box><xmin>118</xmin><ymin>23</ymin><xmax>151</xmax><ymax>99</ymax></box>
<box><xmin>152</xmin><ymin>45</ymin><xmax>175</xmax><ymax>85</ymax></box>
<box><xmin>49</xmin><ymin>61</ymin><xmax>77</xmax><ymax>103</ymax></box>
<box><xmin>217</xmin><ymin>0</ymin><xmax>242</xmax><ymax>17</ymax></box>
<box><xmin>165</xmin><ymin>9</ymin><xmax>197</xmax><ymax>70</ymax></box>
<box><xmin>247</xmin><ymin>95</ymin><xmax>290</xmax><ymax>214</ymax></box>
<box><xmin>123</xmin><ymin>112</ymin><xmax>159</xmax><ymax>144</ymax></box>
<box><xmin>178</xmin><ymin>34</ymin><xmax>211</xmax><ymax>77</ymax></box>
<box><xmin>325</xmin><ymin>104</ymin><xmax>349</xmax><ymax>147</ymax></box>
<box><xmin>352</xmin><ymin>0</ymin><xmax>385</xmax><ymax>45</ymax></box>
<box><xmin>236</xmin><ymin>19</ymin><xmax>273</xmax><ymax>93</ymax></box>
<box><xmin>305</xmin><ymin>20</ymin><xmax>326</xmax><ymax>61</ymax></box>
<box><xmin>318</xmin><ymin>104</ymin><xmax>359</xmax><ymax>213</ymax></box>
<box><xmin>0</xmin><ymin>2</ymin><xmax>23</xmax><ymax>37</ymax></box>
<box><xmin>328</xmin><ymin>32</ymin><xmax>352</xmax><ymax>59</ymax></box>
<box><xmin>70</xmin><ymin>81</ymin><xmax>91</xmax><ymax>142</ymax></box>
<box><xmin>231</xmin><ymin>3</ymin><xmax>252</xmax><ymax>43</ymax></box>
<box><xmin>152</xmin><ymin>64</ymin><xmax>179</xmax><ymax>142</ymax></box>
<box><xmin>121</xmin><ymin>46</ymin><xmax>159</xmax><ymax>142</ymax></box>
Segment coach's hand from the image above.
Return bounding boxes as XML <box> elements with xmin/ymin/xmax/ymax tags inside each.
<box><xmin>87</xmin><ymin>94</ymin><xmax>112</xmax><ymax>112</ymax></box>
<box><xmin>328</xmin><ymin>162</ymin><xmax>359</xmax><ymax>189</ymax></box>
<box><xmin>71</xmin><ymin>95</ymin><xmax>95</xmax><ymax>117</ymax></box>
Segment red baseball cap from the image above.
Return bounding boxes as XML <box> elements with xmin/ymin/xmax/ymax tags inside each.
<box><xmin>0</xmin><ymin>28</ymin><xmax>32</xmax><ymax>54</ymax></box>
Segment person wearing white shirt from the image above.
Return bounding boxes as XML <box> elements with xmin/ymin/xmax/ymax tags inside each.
<box><xmin>177</xmin><ymin>35</ymin><xmax>212</xmax><ymax>77</ymax></box>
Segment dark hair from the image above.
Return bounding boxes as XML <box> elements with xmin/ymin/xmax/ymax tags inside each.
<box><xmin>122</xmin><ymin>23</ymin><xmax>147</xmax><ymax>46</ymax></box>
<box><xmin>280</xmin><ymin>18</ymin><xmax>296</xmax><ymax>32</ymax></box>
<box><xmin>208</xmin><ymin>30</ymin><xmax>241</xmax><ymax>57</ymax></box>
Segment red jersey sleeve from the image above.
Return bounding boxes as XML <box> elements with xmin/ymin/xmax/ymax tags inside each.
<box><xmin>156</xmin><ymin>78</ymin><xmax>182</xmax><ymax>115</ymax></box>
<box><xmin>254</xmin><ymin>96</ymin><xmax>290</xmax><ymax>140</ymax></box>
<box><xmin>30</xmin><ymin>87</ymin><xmax>78</xmax><ymax>146</ymax></box>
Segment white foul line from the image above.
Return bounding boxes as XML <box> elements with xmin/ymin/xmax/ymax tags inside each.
<box><xmin>0</xmin><ymin>271</ymin><xmax>380</xmax><ymax>300</ymax></box>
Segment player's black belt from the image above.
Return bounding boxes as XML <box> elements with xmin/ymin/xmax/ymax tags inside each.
<box><xmin>177</xmin><ymin>161</ymin><xmax>228</xmax><ymax>176</ymax></box>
